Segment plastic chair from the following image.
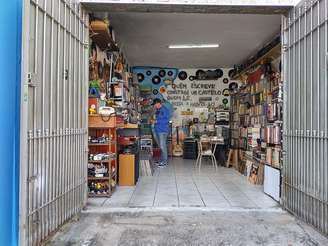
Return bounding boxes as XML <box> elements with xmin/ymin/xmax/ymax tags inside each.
<box><xmin>195</xmin><ymin>138</ymin><xmax>218</xmax><ymax>170</ymax></box>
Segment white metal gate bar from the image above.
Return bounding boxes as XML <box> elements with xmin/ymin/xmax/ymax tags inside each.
<box><xmin>282</xmin><ymin>0</ymin><xmax>328</xmax><ymax>236</ymax></box>
<box><xmin>22</xmin><ymin>0</ymin><xmax>89</xmax><ymax>245</ymax></box>
<box><xmin>27</xmin><ymin>129</ymin><xmax>87</xmax><ymax>245</ymax></box>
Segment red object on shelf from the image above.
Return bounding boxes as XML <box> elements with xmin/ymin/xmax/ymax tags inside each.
<box><xmin>116</xmin><ymin>115</ymin><xmax>124</xmax><ymax>125</ymax></box>
<box><xmin>89</xmin><ymin>97</ymin><xmax>98</xmax><ymax>111</ymax></box>
<box><xmin>118</xmin><ymin>136</ymin><xmax>136</xmax><ymax>145</ymax></box>
<box><xmin>153</xmin><ymin>147</ymin><xmax>161</xmax><ymax>161</ymax></box>
<box><xmin>247</xmin><ymin>66</ymin><xmax>264</xmax><ymax>84</ymax></box>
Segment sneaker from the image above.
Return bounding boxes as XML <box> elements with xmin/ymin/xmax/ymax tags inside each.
<box><xmin>154</xmin><ymin>161</ymin><xmax>161</xmax><ymax>166</ymax></box>
<box><xmin>158</xmin><ymin>162</ymin><xmax>168</xmax><ymax>168</ymax></box>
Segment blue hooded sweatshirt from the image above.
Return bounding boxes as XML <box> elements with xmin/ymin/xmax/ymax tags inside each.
<box><xmin>154</xmin><ymin>105</ymin><xmax>170</xmax><ymax>134</ymax></box>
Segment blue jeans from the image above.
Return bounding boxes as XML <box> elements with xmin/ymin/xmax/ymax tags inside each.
<box><xmin>153</xmin><ymin>132</ymin><xmax>168</xmax><ymax>165</ymax></box>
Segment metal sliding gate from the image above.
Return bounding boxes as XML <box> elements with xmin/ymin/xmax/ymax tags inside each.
<box><xmin>282</xmin><ymin>0</ymin><xmax>328</xmax><ymax>236</ymax></box>
<box><xmin>20</xmin><ymin>0</ymin><xmax>89</xmax><ymax>245</ymax></box>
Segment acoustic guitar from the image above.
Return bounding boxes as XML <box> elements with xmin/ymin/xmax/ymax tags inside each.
<box><xmin>173</xmin><ymin>126</ymin><xmax>183</xmax><ymax>157</ymax></box>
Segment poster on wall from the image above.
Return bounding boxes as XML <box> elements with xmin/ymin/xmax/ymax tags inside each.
<box><xmin>132</xmin><ymin>67</ymin><xmax>239</xmax><ymax>126</ymax></box>
<box><xmin>167</xmin><ymin>68</ymin><xmax>239</xmax><ymax>124</ymax></box>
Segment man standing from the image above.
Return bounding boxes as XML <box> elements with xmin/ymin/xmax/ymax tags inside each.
<box><xmin>152</xmin><ymin>98</ymin><xmax>170</xmax><ymax>167</ymax></box>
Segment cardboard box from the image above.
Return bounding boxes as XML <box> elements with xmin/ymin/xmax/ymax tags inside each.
<box><xmin>119</xmin><ymin>154</ymin><xmax>135</xmax><ymax>186</ymax></box>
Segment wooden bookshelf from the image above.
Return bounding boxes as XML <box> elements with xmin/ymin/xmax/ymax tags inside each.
<box><xmin>88</xmin><ymin>115</ymin><xmax>118</xmax><ymax>198</ymax></box>
<box><xmin>230</xmin><ymin>67</ymin><xmax>283</xmax><ymax>185</ymax></box>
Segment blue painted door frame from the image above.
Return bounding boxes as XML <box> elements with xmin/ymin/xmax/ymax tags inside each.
<box><xmin>0</xmin><ymin>0</ymin><xmax>22</xmax><ymax>245</ymax></box>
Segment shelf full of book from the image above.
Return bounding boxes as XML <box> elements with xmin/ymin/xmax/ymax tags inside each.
<box><xmin>230</xmin><ymin>64</ymin><xmax>283</xmax><ymax>187</ymax></box>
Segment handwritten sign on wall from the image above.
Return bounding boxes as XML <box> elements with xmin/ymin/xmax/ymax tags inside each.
<box><xmin>167</xmin><ymin>68</ymin><xmax>237</xmax><ymax>108</ymax></box>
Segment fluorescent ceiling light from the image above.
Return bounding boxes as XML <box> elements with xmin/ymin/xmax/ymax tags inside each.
<box><xmin>168</xmin><ymin>44</ymin><xmax>219</xmax><ymax>49</ymax></box>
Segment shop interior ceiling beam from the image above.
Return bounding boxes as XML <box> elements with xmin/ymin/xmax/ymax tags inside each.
<box><xmin>80</xmin><ymin>0</ymin><xmax>294</xmax><ymax>14</ymax></box>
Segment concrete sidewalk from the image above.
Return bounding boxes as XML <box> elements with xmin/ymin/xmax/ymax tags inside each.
<box><xmin>47</xmin><ymin>209</ymin><xmax>328</xmax><ymax>246</ymax></box>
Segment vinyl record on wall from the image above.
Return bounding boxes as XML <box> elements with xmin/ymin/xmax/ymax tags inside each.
<box><xmin>215</xmin><ymin>68</ymin><xmax>224</xmax><ymax>78</ymax></box>
<box><xmin>196</xmin><ymin>70</ymin><xmax>206</xmax><ymax>80</ymax></box>
<box><xmin>153</xmin><ymin>89</ymin><xmax>159</xmax><ymax>95</ymax></box>
<box><xmin>152</xmin><ymin>75</ymin><xmax>161</xmax><ymax>85</ymax></box>
<box><xmin>189</xmin><ymin>75</ymin><xmax>195</xmax><ymax>81</ymax></box>
<box><xmin>178</xmin><ymin>71</ymin><xmax>188</xmax><ymax>80</ymax></box>
<box><xmin>207</xmin><ymin>70</ymin><xmax>219</xmax><ymax>80</ymax></box>
<box><xmin>223</xmin><ymin>78</ymin><xmax>229</xmax><ymax>84</ymax></box>
<box><xmin>159</xmin><ymin>69</ymin><xmax>166</xmax><ymax>77</ymax></box>
<box><xmin>228</xmin><ymin>69</ymin><xmax>236</xmax><ymax>78</ymax></box>
<box><xmin>229</xmin><ymin>82</ymin><xmax>238</xmax><ymax>91</ymax></box>
<box><xmin>168</xmin><ymin>70</ymin><xmax>173</xmax><ymax>76</ymax></box>
<box><xmin>146</xmin><ymin>70</ymin><xmax>152</xmax><ymax>76</ymax></box>
<box><xmin>222</xmin><ymin>98</ymin><xmax>229</xmax><ymax>105</ymax></box>
<box><xmin>137</xmin><ymin>73</ymin><xmax>145</xmax><ymax>83</ymax></box>
<box><xmin>223</xmin><ymin>88</ymin><xmax>230</xmax><ymax>96</ymax></box>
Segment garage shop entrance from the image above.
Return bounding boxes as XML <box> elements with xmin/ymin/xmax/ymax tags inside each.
<box><xmin>19</xmin><ymin>0</ymin><xmax>328</xmax><ymax>245</ymax></box>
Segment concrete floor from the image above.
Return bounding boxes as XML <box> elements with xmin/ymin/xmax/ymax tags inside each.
<box><xmin>87</xmin><ymin>158</ymin><xmax>278</xmax><ymax>209</ymax></box>
<box><xmin>47</xmin><ymin>159</ymin><xmax>328</xmax><ymax>245</ymax></box>
<box><xmin>48</xmin><ymin>210</ymin><xmax>328</xmax><ymax>246</ymax></box>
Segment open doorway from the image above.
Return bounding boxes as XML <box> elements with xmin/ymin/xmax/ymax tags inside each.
<box><xmin>86</xmin><ymin>12</ymin><xmax>283</xmax><ymax>209</ymax></box>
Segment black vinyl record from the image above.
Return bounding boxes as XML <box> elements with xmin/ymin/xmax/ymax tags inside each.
<box><xmin>229</xmin><ymin>82</ymin><xmax>238</xmax><ymax>91</ymax></box>
<box><xmin>146</xmin><ymin>70</ymin><xmax>152</xmax><ymax>76</ymax></box>
<box><xmin>152</xmin><ymin>75</ymin><xmax>161</xmax><ymax>85</ymax></box>
<box><xmin>178</xmin><ymin>71</ymin><xmax>188</xmax><ymax>80</ymax></box>
<box><xmin>168</xmin><ymin>70</ymin><xmax>173</xmax><ymax>76</ymax></box>
<box><xmin>196</xmin><ymin>69</ymin><xmax>206</xmax><ymax>80</ymax></box>
<box><xmin>137</xmin><ymin>73</ymin><xmax>144</xmax><ymax>83</ymax></box>
<box><xmin>189</xmin><ymin>75</ymin><xmax>195</xmax><ymax>81</ymax></box>
<box><xmin>153</xmin><ymin>89</ymin><xmax>159</xmax><ymax>95</ymax></box>
<box><xmin>215</xmin><ymin>68</ymin><xmax>224</xmax><ymax>78</ymax></box>
<box><xmin>228</xmin><ymin>69</ymin><xmax>236</xmax><ymax>78</ymax></box>
<box><xmin>223</xmin><ymin>78</ymin><xmax>229</xmax><ymax>84</ymax></box>
<box><xmin>206</xmin><ymin>70</ymin><xmax>219</xmax><ymax>79</ymax></box>
<box><xmin>159</xmin><ymin>69</ymin><xmax>166</xmax><ymax>77</ymax></box>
